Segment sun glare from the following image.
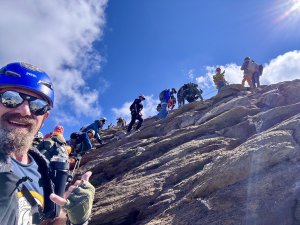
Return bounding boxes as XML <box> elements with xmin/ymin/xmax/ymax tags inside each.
<box><xmin>290</xmin><ymin>0</ymin><xmax>300</xmax><ymax>13</ymax></box>
<box><xmin>281</xmin><ymin>0</ymin><xmax>300</xmax><ymax>19</ymax></box>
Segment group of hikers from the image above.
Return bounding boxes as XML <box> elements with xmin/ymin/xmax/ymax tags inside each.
<box><xmin>126</xmin><ymin>56</ymin><xmax>264</xmax><ymax>133</ymax></box>
<box><xmin>0</xmin><ymin>57</ymin><xmax>264</xmax><ymax>225</ymax></box>
<box><xmin>213</xmin><ymin>56</ymin><xmax>264</xmax><ymax>93</ymax></box>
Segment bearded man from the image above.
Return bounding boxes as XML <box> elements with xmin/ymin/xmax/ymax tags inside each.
<box><xmin>0</xmin><ymin>62</ymin><xmax>95</xmax><ymax>225</ymax></box>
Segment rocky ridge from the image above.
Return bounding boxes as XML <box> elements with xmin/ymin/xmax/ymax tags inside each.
<box><xmin>80</xmin><ymin>80</ymin><xmax>300</xmax><ymax>225</ymax></box>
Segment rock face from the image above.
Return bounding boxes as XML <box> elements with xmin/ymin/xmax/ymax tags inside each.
<box><xmin>80</xmin><ymin>80</ymin><xmax>300</xmax><ymax>225</ymax></box>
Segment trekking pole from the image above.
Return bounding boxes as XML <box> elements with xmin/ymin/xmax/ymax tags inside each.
<box><xmin>70</xmin><ymin>155</ymin><xmax>82</xmax><ymax>180</ymax></box>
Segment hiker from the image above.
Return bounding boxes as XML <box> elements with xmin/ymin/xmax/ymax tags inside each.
<box><xmin>69</xmin><ymin>129</ymin><xmax>95</xmax><ymax>155</ymax></box>
<box><xmin>43</xmin><ymin>132</ymin><xmax>52</xmax><ymax>139</ymax></box>
<box><xmin>32</xmin><ymin>130</ymin><xmax>43</xmax><ymax>148</ymax></box>
<box><xmin>0</xmin><ymin>62</ymin><xmax>95</xmax><ymax>225</ymax></box>
<box><xmin>37</xmin><ymin>125</ymin><xmax>69</xmax><ymax>161</ymax></box>
<box><xmin>168</xmin><ymin>88</ymin><xmax>177</xmax><ymax>110</ymax></box>
<box><xmin>252</xmin><ymin>64</ymin><xmax>264</xmax><ymax>88</ymax></box>
<box><xmin>81</xmin><ymin>117</ymin><xmax>107</xmax><ymax>145</ymax></box>
<box><xmin>184</xmin><ymin>83</ymin><xmax>203</xmax><ymax>103</ymax></box>
<box><xmin>156</xmin><ymin>88</ymin><xmax>177</xmax><ymax>119</ymax></box>
<box><xmin>177</xmin><ymin>86</ymin><xmax>185</xmax><ymax>108</ymax></box>
<box><xmin>116</xmin><ymin>117</ymin><xmax>126</xmax><ymax>128</ymax></box>
<box><xmin>213</xmin><ymin>68</ymin><xmax>227</xmax><ymax>93</ymax></box>
<box><xmin>127</xmin><ymin>94</ymin><xmax>145</xmax><ymax>133</ymax></box>
<box><xmin>177</xmin><ymin>83</ymin><xmax>203</xmax><ymax>107</ymax></box>
<box><xmin>241</xmin><ymin>57</ymin><xmax>254</xmax><ymax>88</ymax></box>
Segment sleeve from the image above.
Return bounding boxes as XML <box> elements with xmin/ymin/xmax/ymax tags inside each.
<box><xmin>92</xmin><ymin>123</ymin><xmax>101</xmax><ymax>143</ymax></box>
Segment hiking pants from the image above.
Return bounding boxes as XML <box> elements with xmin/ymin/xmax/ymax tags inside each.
<box><xmin>217</xmin><ymin>81</ymin><xmax>225</xmax><ymax>93</ymax></box>
<box><xmin>127</xmin><ymin>112</ymin><xmax>143</xmax><ymax>132</ymax></box>
<box><xmin>252</xmin><ymin>71</ymin><xmax>260</xmax><ymax>88</ymax></box>
<box><xmin>242</xmin><ymin>73</ymin><xmax>253</xmax><ymax>88</ymax></box>
<box><xmin>156</xmin><ymin>102</ymin><xmax>168</xmax><ymax>119</ymax></box>
<box><xmin>76</xmin><ymin>133</ymin><xmax>92</xmax><ymax>154</ymax></box>
<box><xmin>177</xmin><ymin>96</ymin><xmax>185</xmax><ymax>108</ymax></box>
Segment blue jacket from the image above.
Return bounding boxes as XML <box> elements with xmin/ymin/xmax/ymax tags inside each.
<box><xmin>81</xmin><ymin>120</ymin><xmax>103</xmax><ymax>144</ymax></box>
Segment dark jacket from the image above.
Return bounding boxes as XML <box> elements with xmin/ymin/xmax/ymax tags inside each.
<box><xmin>0</xmin><ymin>148</ymin><xmax>55</xmax><ymax>225</ymax></box>
<box><xmin>130</xmin><ymin>98</ymin><xmax>143</xmax><ymax>114</ymax></box>
<box><xmin>81</xmin><ymin>120</ymin><xmax>103</xmax><ymax>144</ymax></box>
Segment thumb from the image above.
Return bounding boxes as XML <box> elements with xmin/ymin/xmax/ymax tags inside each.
<box><xmin>50</xmin><ymin>193</ymin><xmax>67</xmax><ymax>207</ymax></box>
<box><xmin>81</xmin><ymin>171</ymin><xmax>92</xmax><ymax>182</ymax></box>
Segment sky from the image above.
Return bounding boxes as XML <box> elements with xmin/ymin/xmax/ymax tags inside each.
<box><xmin>0</xmin><ymin>0</ymin><xmax>300</xmax><ymax>138</ymax></box>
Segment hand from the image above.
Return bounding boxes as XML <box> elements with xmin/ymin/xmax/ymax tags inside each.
<box><xmin>50</xmin><ymin>171</ymin><xmax>95</xmax><ymax>225</ymax></box>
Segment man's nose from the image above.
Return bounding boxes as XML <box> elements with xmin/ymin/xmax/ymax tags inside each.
<box><xmin>14</xmin><ymin>100</ymin><xmax>32</xmax><ymax>116</ymax></box>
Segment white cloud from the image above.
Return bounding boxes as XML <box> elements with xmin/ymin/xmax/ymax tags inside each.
<box><xmin>260</xmin><ymin>50</ymin><xmax>300</xmax><ymax>84</ymax></box>
<box><xmin>195</xmin><ymin>50</ymin><xmax>300</xmax><ymax>89</ymax></box>
<box><xmin>112</xmin><ymin>95</ymin><xmax>160</xmax><ymax>123</ymax></box>
<box><xmin>0</xmin><ymin>0</ymin><xmax>108</xmax><ymax>119</ymax></box>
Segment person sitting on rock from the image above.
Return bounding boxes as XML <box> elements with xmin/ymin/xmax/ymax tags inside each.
<box><xmin>213</xmin><ymin>67</ymin><xmax>227</xmax><ymax>93</ymax></box>
<box><xmin>156</xmin><ymin>88</ymin><xmax>177</xmax><ymax>119</ymax></box>
<box><xmin>127</xmin><ymin>94</ymin><xmax>146</xmax><ymax>133</ymax></box>
<box><xmin>81</xmin><ymin>117</ymin><xmax>107</xmax><ymax>145</ymax></box>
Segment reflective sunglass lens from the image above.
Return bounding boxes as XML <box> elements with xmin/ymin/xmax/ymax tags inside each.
<box><xmin>1</xmin><ymin>91</ymin><xmax>23</xmax><ymax>108</ymax></box>
<box><xmin>29</xmin><ymin>99</ymin><xmax>49</xmax><ymax>115</ymax></box>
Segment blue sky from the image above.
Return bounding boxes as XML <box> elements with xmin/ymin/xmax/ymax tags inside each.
<box><xmin>1</xmin><ymin>0</ymin><xmax>300</xmax><ymax>138</ymax></box>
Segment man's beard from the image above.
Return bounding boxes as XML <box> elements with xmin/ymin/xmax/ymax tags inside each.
<box><xmin>0</xmin><ymin>113</ymin><xmax>38</xmax><ymax>155</ymax></box>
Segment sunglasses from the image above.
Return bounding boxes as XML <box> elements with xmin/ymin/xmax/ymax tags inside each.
<box><xmin>0</xmin><ymin>90</ymin><xmax>51</xmax><ymax>116</ymax></box>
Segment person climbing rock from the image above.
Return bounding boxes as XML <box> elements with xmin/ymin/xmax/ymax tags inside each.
<box><xmin>69</xmin><ymin>129</ymin><xmax>95</xmax><ymax>155</ymax></box>
<box><xmin>156</xmin><ymin>88</ymin><xmax>177</xmax><ymax>119</ymax></box>
<box><xmin>177</xmin><ymin>83</ymin><xmax>203</xmax><ymax>107</ymax></box>
<box><xmin>168</xmin><ymin>88</ymin><xmax>177</xmax><ymax>110</ymax></box>
<box><xmin>37</xmin><ymin>125</ymin><xmax>69</xmax><ymax>161</ymax></box>
<box><xmin>213</xmin><ymin>67</ymin><xmax>227</xmax><ymax>93</ymax></box>
<box><xmin>81</xmin><ymin>117</ymin><xmax>107</xmax><ymax>145</ymax></box>
<box><xmin>127</xmin><ymin>94</ymin><xmax>145</xmax><ymax>133</ymax></box>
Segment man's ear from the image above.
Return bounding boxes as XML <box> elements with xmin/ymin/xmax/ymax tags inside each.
<box><xmin>44</xmin><ymin>111</ymin><xmax>50</xmax><ymax>120</ymax></box>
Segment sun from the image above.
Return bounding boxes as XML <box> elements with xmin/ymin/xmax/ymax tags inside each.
<box><xmin>289</xmin><ymin>0</ymin><xmax>300</xmax><ymax>13</ymax></box>
<box><xmin>282</xmin><ymin>0</ymin><xmax>300</xmax><ymax>19</ymax></box>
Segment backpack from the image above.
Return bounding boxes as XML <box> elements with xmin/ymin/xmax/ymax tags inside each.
<box><xmin>70</xmin><ymin>131</ymin><xmax>81</xmax><ymax>140</ymax></box>
<box><xmin>247</xmin><ymin>61</ymin><xmax>258</xmax><ymax>74</ymax></box>
<box><xmin>258</xmin><ymin>64</ymin><xmax>264</xmax><ymax>75</ymax></box>
<box><xmin>37</xmin><ymin>136</ymin><xmax>68</xmax><ymax>161</ymax></box>
<box><xmin>159</xmin><ymin>89</ymin><xmax>167</xmax><ymax>101</ymax></box>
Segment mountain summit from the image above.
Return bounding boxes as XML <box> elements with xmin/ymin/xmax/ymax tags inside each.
<box><xmin>80</xmin><ymin>80</ymin><xmax>300</xmax><ymax>225</ymax></box>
